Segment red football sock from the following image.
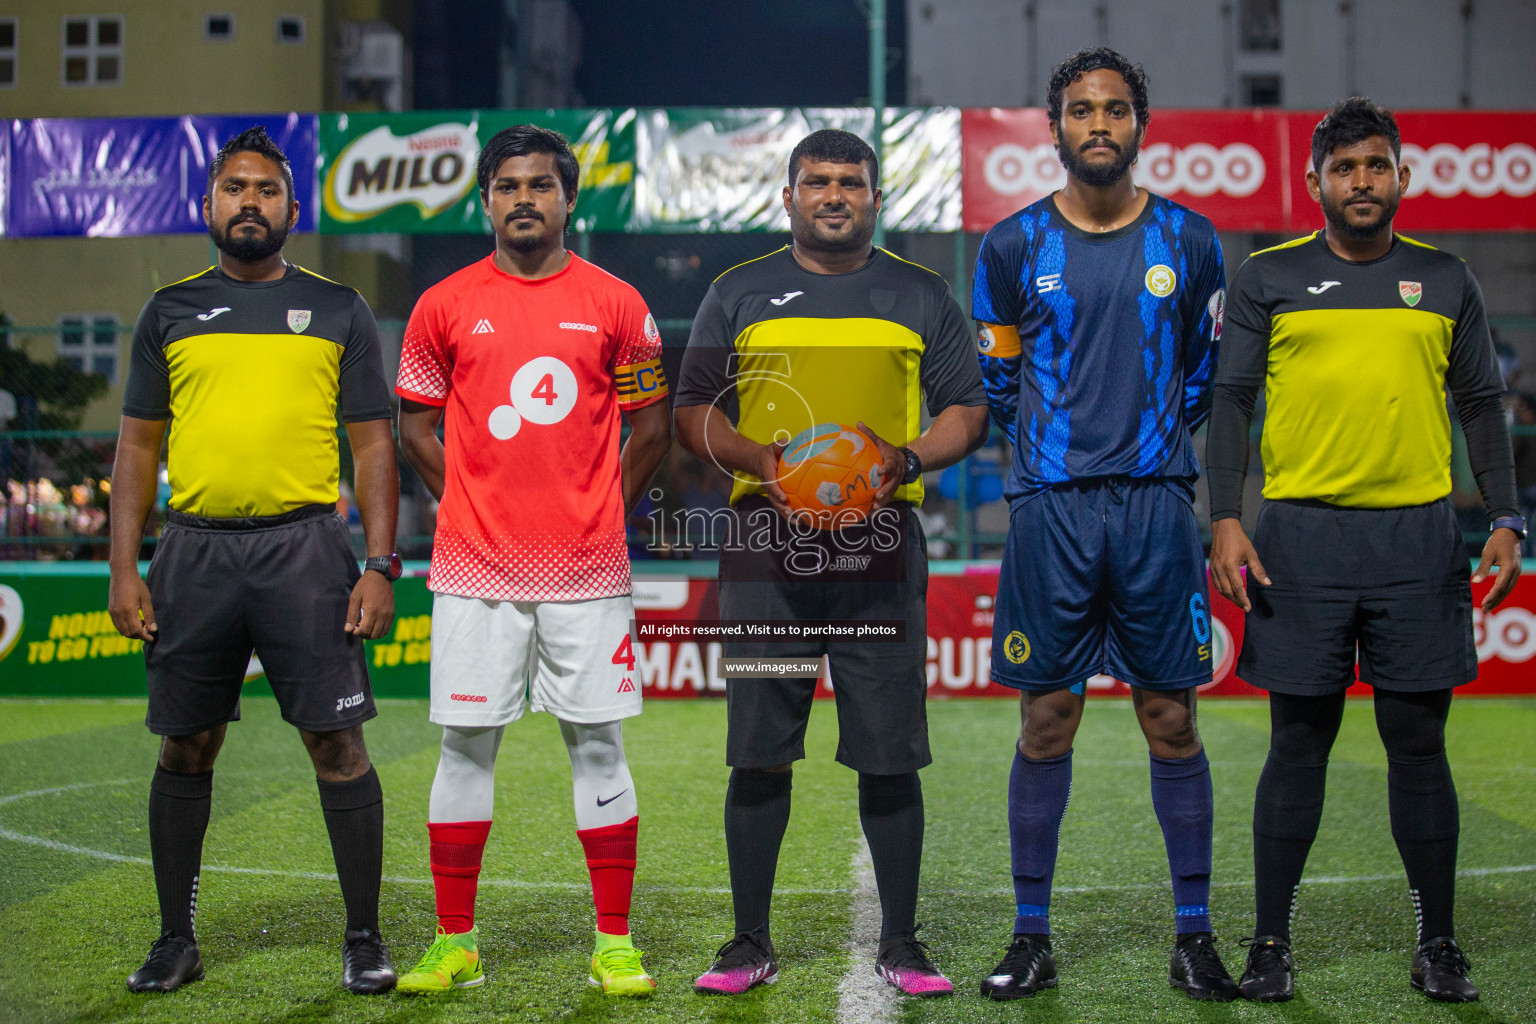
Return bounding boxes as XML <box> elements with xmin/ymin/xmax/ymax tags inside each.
<box><xmin>578</xmin><ymin>815</ymin><xmax>638</xmax><ymax>936</ymax></box>
<box><xmin>429</xmin><ymin>820</ymin><xmax>491</xmax><ymax>934</ymax></box>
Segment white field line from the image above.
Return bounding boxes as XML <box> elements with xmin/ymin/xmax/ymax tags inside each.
<box><xmin>835</xmin><ymin>837</ymin><xmax>897</xmax><ymax>1024</ymax></box>
<box><xmin>3</xmin><ymin>781</ymin><xmax>1534</xmax><ymax>896</ymax></box>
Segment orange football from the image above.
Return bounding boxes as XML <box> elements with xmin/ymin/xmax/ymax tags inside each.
<box><xmin>777</xmin><ymin>422</ymin><xmax>887</xmax><ymax>529</ymax></box>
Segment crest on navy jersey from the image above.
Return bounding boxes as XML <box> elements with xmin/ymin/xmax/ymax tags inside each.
<box><xmin>1399</xmin><ymin>281</ymin><xmax>1422</xmax><ymax>307</ymax></box>
<box><xmin>287</xmin><ymin>309</ymin><xmax>312</xmax><ymax>333</ymax></box>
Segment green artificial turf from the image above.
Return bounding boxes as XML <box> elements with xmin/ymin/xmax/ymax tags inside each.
<box><xmin>0</xmin><ymin>697</ymin><xmax>1531</xmax><ymax>1024</ymax></box>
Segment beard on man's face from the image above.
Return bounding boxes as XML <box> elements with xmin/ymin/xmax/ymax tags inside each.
<box><xmin>1058</xmin><ymin>134</ymin><xmax>1139</xmax><ymax>187</ymax></box>
<box><xmin>211</xmin><ymin>210</ymin><xmax>290</xmax><ymax>262</ymax></box>
<box><xmin>1321</xmin><ymin>189</ymin><xmax>1399</xmax><ymax>242</ymax></box>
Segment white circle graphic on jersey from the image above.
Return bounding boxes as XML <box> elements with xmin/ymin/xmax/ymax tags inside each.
<box><xmin>488</xmin><ymin>404</ymin><xmax>523</xmax><ymax>439</ymax></box>
<box><xmin>510</xmin><ymin>356</ymin><xmax>579</xmax><ymax>425</ymax></box>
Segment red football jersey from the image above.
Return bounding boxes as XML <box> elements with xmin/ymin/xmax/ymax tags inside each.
<box><xmin>397</xmin><ymin>254</ymin><xmax>667</xmax><ymax>601</ymax></box>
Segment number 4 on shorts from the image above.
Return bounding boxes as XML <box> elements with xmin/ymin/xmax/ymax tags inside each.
<box><xmin>611</xmin><ymin>635</ymin><xmax>636</xmax><ymax>671</ymax></box>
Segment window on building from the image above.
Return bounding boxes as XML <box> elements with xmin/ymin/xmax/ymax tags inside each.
<box><xmin>276</xmin><ymin>15</ymin><xmax>305</xmax><ymax>44</ymax></box>
<box><xmin>0</xmin><ymin>19</ymin><xmax>17</xmax><ymax>88</ymax></box>
<box><xmin>1239</xmin><ymin>0</ymin><xmax>1282</xmax><ymax>52</ymax></box>
<box><xmin>205</xmin><ymin>14</ymin><xmax>234</xmax><ymax>41</ymax></box>
<box><xmin>58</xmin><ymin>315</ymin><xmax>119</xmax><ymax>383</ymax></box>
<box><xmin>1242</xmin><ymin>74</ymin><xmax>1284</xmax><ymax>107</ymax></box>
<box><xmin>61</xmin><ymin>15</ymin><xmax>122</xmax><ymax>86</ymax></box>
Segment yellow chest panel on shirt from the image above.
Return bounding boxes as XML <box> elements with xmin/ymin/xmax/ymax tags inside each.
<box><xmin>1264</xmin><ymin>307</ymin><xmax>1454</xmax><ymax>507</ymax></box>
<box><xmin>730</xmin><ymin>317</ymin><xmax>926</xmax><ymax>505</ymax></box>
<box><xmin>165</xmin><ymin>332</ymin><xmax>343</xmax><ymax>517</ymax></box>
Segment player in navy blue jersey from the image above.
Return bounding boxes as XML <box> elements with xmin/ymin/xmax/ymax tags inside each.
<box><xmin>971</xmin><ymin>48</ymin><xmax>1236</xmax><ymax>1002</ymax></box>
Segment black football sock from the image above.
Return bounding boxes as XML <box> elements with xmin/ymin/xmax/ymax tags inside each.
<box><xmin>858</xmin><ymin>771</ymin><xmax>923</xmax><ymax>942</ymax></box>
<box><xmin>1252</xmin><ymin>691</ymin><xmax>1344</xmax><ymax>940</ymax></box>
<box><xmin>317</xmin><ymin>766</ymin><xmax>384</xmax><ymax>935</ymax></box>
<box><xmin>149</xmin><ymin>766</ymin><xmax>213</xmax><ymax>942</ymax></box>
<box><xmin>1376</xmin><ymin>689</ymin><xmax>1459</xmax><ymax>942</ymax></box>
<box><xmin>724</xmin><ymin>767</ymin><xmax>792</xmax><ymax>939</ymax></box>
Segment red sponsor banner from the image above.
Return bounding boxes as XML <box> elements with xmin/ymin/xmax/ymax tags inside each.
<box><xmin>632</xmin><ymin>567</ymin><xmax>1536</xmax><ymax>698</ymax></box>
<box><xmin>964</xmin><ymin>108</ymin><xmax>1536</xmax><ymax>234</ymax></box>
<box><xmin>963</xmin><ymin>108</ymin><xmax>1290</xmax><ymax>233</ymax></box>
<box><xmin>1286</xmin><ymin>111</ymin><xmax>1536</xmax><ymax>232</ymax></box>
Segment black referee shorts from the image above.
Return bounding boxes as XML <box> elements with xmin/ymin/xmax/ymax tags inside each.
<box><xmin>1238</xmin><ymin>497</ymin><xmax>1477</xmax><ymax>695</ymax></box>
<box><xmin>143</xmin><ymin>504</ymin><xmax>376</xmax><ymax>736</ymax></box>
<box><xmin>718</xmin><ymin>499</ymin><xmax>930</xmax><ymax>776</ymax></box>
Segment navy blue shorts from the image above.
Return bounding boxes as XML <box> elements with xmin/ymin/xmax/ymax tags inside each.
<box><xmin>990</xmin><ymin>478</ymin><xmax>1214</xmax><ymax>692</ymax></box>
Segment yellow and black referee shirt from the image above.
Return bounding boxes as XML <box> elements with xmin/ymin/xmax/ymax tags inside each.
<box><xmin>673</xmin><ymin>246</ymin><xmax>987</xmax><ymax>505</ymax></box>
<box><xmin>122</xmin><ymin>264</ymin><xmax>392</xmax><ymax>518</ymax></box>
<box><xmin>1211</xmin><ymin>232</ymin><xmax>1504</xmax><ymax>509</ymax></box>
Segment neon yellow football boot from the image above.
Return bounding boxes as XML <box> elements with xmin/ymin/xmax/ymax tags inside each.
<box><xmin>589</xmin><ymin>931</ymin><xmax>656</xmax><ymax>997</ymax></box>
<box><xmin>396</xmin><ymin>926</ymin><xmax>484</xmax><ymax>994</ymax></box>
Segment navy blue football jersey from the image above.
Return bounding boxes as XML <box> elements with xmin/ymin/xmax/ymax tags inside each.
<box><xmin>972</xmin><ymin>193</ymin><xmax>1225</xmax><ymax>501</ymax></box>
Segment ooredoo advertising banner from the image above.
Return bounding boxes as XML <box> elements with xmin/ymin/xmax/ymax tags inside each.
<box><xmin>4</xmin><ymin>114</ymin><xmax>317</xmax><ymax>237</ymax></box>
<box><xmin>4</xmin><ymin>566</ymin><xmax>1531</xmax><ymax>699</ymax></box>
<box><xmin>1285</xmin><ymin>111</ymin><xmax>1536</xmax><ymax>232</ymax></box>
<box><xmin>962</xmin><ymin>108</ymin><xmax>1290</xmax><ymax>233</ymax></box>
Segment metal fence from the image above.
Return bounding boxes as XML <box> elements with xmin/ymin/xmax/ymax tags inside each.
<box><xmin>5</xmin><ymin>234</ymin><xmax>1535</xmax><ymax>562</ymax></box>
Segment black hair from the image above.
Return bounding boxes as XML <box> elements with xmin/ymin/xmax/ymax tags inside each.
<box><xmin>208</xmin><ymin>126</ymin><xmax>295</xmax><ymax>201</ymax></box>
<box><xmin>1046</xmin><ymin>47</ymin><xmax>1150</xmax><ymax>135</ymax></box>
<box><xmin>1311</xmin><ymin>96</ymin><xmax>1401</xmax><ymax>170</ymax></box>
<box><xmin>477</xmin><ymin>124</ymin><xmax>580</xmax><ymax>200</ymax></box>
<box><xmin>787</xmin><ymin>129</ymin><xmax>879</xmax><ymax>189</ymax></box>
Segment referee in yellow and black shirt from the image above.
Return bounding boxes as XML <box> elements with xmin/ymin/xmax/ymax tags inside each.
<box><xmin>108</xmin><ymin>128</ymin><xmax>400</xmax><ymax>996</ymax></box>
<box><xmin>1206</xmin><ymin>98</ymin><xmax>1521</xmax><ymax>1005</ymax></box>
<box><xmin>674</xmin><ymin>129</ymin><xmax>988</xmax><ymax>996</ymax></box>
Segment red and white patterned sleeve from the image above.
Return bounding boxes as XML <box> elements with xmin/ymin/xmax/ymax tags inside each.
<box><xmin>396</xmin><ymin>287</ymin><xmax>453</xmax><ymax>406</ymax></box>
<box><xmin>609</xmin><ymin>287</ymin><xmax>668</xmax><ymax>412</ymax></box>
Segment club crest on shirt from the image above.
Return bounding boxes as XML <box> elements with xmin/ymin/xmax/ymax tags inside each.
<box><xmin>1004</xmin><ymin>630</ymin><xmax>1031</xmax><ymax>664</ymax></box>
<box><xmin>1399</xmin><ymin>281</ymin><xmax>1422</xmax><ymax>307</ymax></box>
<box><xmin>644</xmin><ymin>313</ymin><xmax>660</xmax><ymax>345</ymax></box>
<box><xmin>287</xmin><ymin>309</ymin><xmax>312</xmax><ymax>333</ymax></box>
<box><xmin>1145</xmin><ymin>264</ymin><xmax>1176</xmax><ymax>297</ymax></box>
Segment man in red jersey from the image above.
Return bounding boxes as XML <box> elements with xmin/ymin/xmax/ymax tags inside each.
<box><xmin>393</xmin><ymin>125</ymin><xmax>672</xmax><ymax>998</ymax></box>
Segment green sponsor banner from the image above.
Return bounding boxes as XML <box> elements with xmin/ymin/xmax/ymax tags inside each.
<box><xmin>318</xmin><ymin>109</ymin><xmax>635</xmax><ymax>234</ymax></box>
<box><xmin>0</xmin><ymin>566</ymin><xmax>434</xmax><ymax>699</ymax></box>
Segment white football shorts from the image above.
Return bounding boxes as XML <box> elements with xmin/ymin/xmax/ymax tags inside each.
<box><xmin>428</xmin><ymin>592</ymin><xmax>642</xmax><ymax>727</ymax></box>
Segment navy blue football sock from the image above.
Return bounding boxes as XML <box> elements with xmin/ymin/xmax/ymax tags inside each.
<box><xmin>1150</xmin><ymin>749</ymin><xmax>1214</xmax><ymax>935</ymax></box>
<box><xmin>1009</xmin><ymin>748</ymin><xmax>1072</xmax><ymax>935</ymax></box>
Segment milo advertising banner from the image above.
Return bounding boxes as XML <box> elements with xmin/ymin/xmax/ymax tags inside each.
<box><xmin>318</xmin><ymin>108</ymin><xmax>635</xmax><ymax>234</ymax></box>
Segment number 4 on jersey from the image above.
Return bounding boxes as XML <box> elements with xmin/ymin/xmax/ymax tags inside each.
<box><xmin>532</xmin><ymin>373</ymin><xmax>558</xmax><ymax>405</ymax></box>
<box><xmin>612</xmin><ymin>634</ymin><xmax>636</xmax><ymax>670</ymax></box>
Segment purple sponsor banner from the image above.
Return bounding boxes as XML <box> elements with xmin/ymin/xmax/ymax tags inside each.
<box><xmin>6</xmin><ymin>113</ymin><xmax>316</xmax><ymax>237</ymax></box>
<box><xmin>0</xmin><ymin>124</ymin><xmax>9</xmax><ymax>237</ymax></box>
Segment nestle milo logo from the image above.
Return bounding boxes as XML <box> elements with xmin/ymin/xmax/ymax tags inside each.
<box><xmin>323</xmin><ymin>122</ymin><xmax>480</xmax><ymax>223</ymax></box>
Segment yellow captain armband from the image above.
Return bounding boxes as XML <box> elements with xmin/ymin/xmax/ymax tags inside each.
<box><xmin>977</xmin><ymin>322</ymin><xmax>1021</xmax><ymax>358</ymax></box>
<box><xmin>615</xmin><ymin>357</ymin><xmax>668</xmax><ymax>406</ymax></box>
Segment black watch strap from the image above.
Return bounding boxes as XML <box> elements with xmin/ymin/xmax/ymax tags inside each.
<box><xmin>364</xmin><ymin>553</ymin><xmax>403</xmax><ymax>581</ymax></box>
<box><xmin>897</xmin><ymin>447</ymin><xmax>922</xmax><ymax>485</ymax></box>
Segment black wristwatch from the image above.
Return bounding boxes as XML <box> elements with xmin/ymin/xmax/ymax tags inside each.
<box><xmin>364</xmin><ymin>553</ymin><xmax>403</xmax><ymax>581</ymax></box>
<box><xmin>1491</xmin><ymin>516</ymin><xmax>1528</xmax><ymax>539</ymax></box>
<box><xmin>897</xmin><ymin>446</ymin><xmax>922</xmax><ymax>485</ymax></box>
